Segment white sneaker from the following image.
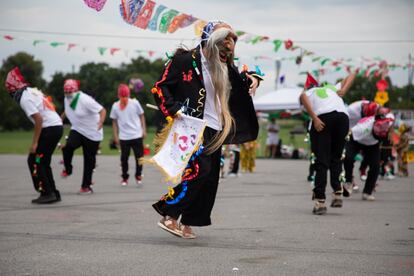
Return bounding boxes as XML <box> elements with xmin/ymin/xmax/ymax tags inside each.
<box><xmin>362</xmin><ymin>193</ymin><xmax>375</xmax><ymax>201</ymax></box>
<box><xmin>352</xmin><ymin>184</ymin><xmax>360</xmax><ymax>192</ymax></box>
<box><xmin>343</xmin><ymin>182</ymin><xmax>353</xmax><ymax>197</ymax></box>
<box><xmin>360</xmin><ymin>174</ymin><xmax>367</xmax><ymax>181</ymax></box>
<box><xmin>385</xmin><ymin>174</ymin><xmax>395</xmax><ymax>180</ymax></box>
<box><xmin>227</xmin><ymin>173</ymin><xmax>237</xmax><ymax>177</ymax></box>
<box><xmin>121</xmin><ymin>179</ymin><xmax>128</xmax><ymax>186</ymax></box>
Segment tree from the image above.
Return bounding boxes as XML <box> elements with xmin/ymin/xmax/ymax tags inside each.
<box><xmin>0</xmin><ymin>52</ymin><xmax>46</xmax><ymax>130</ymax></box>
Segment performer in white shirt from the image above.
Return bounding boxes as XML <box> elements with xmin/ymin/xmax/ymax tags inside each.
<box><xmin>110</xmin><ymin>84</ymin><xmax>146</xmax><ymax>186</ymax></box>
<box><xmin>5</xmin><ymin>67</ymin><xmax>63</xmax><ymax>204</ymax></box>
<box><xmin>343</xmin><ymin>112</ymin><xmax>394</xmax><ymax>201</ymax></box>
<box><xmin>300</xmin><ymin>72</ymin><xmax>355</xmax><ymax>215</ymax></box>
<box><xmin>60</xmin><ymin>79</ymin><xmax>106</xmax><ymax>194</ymax></box>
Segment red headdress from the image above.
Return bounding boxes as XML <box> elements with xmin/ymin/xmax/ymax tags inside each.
<box><xmin>63</xmin><ymin>79</ymin><xmax>80</xmax><ymax>92</ymax></box>
<box><xmin>5</xmin><ymin>67</ymin><xmax>29</xmax><ymax>93</ymax></box>
<box><xmin>118</xmin><ymin>84</ymin><xmax>130</xmax><ymax>110</ymax></box>
<box><xmin>361</xmin><ymin>101</ymin><xmax>379</xmax><ymax>117</ymax></box>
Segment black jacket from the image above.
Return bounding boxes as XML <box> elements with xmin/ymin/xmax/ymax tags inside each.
<box><xmin>152</xmin><ymin>47</ymin><xmax>260</xmax><ymax>144</ymax></box>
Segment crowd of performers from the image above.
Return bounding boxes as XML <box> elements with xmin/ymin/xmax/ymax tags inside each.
<box><xmin>5</xmin><ymin>68</ymin><xmax>146</xmax><ymax>203</ymax></box>
<box><xmin>4</xmin><ymin>19</ymin><xmax>412</xmax><ymax>239</ymax></box>
<box><xmin>301</xmin><ymin>73</ymin><xmax>411</xmax><ymax>215</ymax></box>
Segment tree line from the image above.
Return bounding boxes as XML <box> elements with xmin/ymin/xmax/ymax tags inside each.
<box><xmin>0</xmin><ymin>52</ymin><xmax>413</xmax><ymax>130</ymax></box>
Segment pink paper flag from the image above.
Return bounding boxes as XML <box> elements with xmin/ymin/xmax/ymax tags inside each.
<box><xmin>67</xmin><ymin>43</ymin><xmax>77</xmax><ymax>51</ymax></box>
<box><xmin>84</xmin><ymin>0</ymin><xmax>107</xmax><ymax>12</ymax></box>
<box><xmin>110</xmin><ymin>48</ymin><xmax>121</xmax><ymax>55</ymax></box>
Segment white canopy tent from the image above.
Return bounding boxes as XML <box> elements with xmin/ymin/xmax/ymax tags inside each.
<box><xmin>253</xmin><ymin>87</ymin><xmax>303</xmax><ymax>111</ymax></box>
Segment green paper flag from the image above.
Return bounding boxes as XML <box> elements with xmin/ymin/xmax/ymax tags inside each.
<box><xmin>50</xmin><ymin>42</ymin><xmax>65</xmax><ymax>47</ymax></box>
<box><xmin>158</xmin><ymin>9</ymin><xmax>179</xmax><ymax>33</ymax></box>
<box><xmin>320</xmin><ymin>58</ymin><xmax>330</xmax><ymax>66</ymax></box>
<box><xmin>98</xmin><ymin>47</ymin><xmax>107</xmax><ymax>55</ymax></box>
<box><xmin>335</xmin><ymin>67</ymin><xmax>342</xmax><ymax>72</ymax></box>
<box><xmin>236</xmin><ymin>31</ymin><xmax>245</xmax><ymax>36</ymax></box>
<box><xmin>33</xmin><ymin>40</ymin><xmax>45</xmax><ymax>46</ymax></box>
<box><xmin>272</xmin><ymin>40</ymin><xmax>282</xmax><ymax>52</ymax></box>
<box><xmin>250</xmin><ymin>36</ymin><xmax>262</xmax><ymax>45</ymax></box>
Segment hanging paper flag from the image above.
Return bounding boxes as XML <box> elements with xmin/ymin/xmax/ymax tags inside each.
<box><xmin>148</xmin><ymin>50</ymin><xmax>155</xmax><ymax>57</ymax></box>
<box><xmin>194</xmin><ymin>19</ymin><xmax>207</xmax><ymax>36</ymax></box>
<box><xmin>332</xmin><ymin>61</ymin><xmax>341</xmax><ymax>67</ymax></box>
<box><xmin>235</xmin><ymin>31</ymin><xmax>246</xmax><ymax>36</ymax></box>
<box><xmin>179</xmin><ymin>14</ymin><xmax>197</xmax><ymax>28</ymax></box>
<box><xmin>273</xmin><ymin>39</ymin><xmax>283</xmax><ymax>52</ymax></box>
<box><xmin>284</xmin><ymin>39</ymin><xmax>293</xmax><ymax>50</ymax></box>
<box><xmin>250</xmin><ymin>36</ymin><xmax>262</xmax><ymax>45</ymax></box>
<box><xmin>4</xmin><ymin>35</ymin><xmax>14</xmax><ymax>40</ymax></box>
<box><xmin>129</xmin><ymin>0</ymin><xmax>145</xmax><ymax>24</ymax></box>
<box><xmin>358</xmin><ymin>69</ymin><xmax>366</xmax><ymax>77</ymax></box>
<box><xmin>98</xmin><ymin>47</ymin><xmax>107</xmax><ymax>55</ymax></box>
<box><xmin>50</xmin><ymin>42</ymin><xmax>65</xmax><ymax>47</ymax></box>
<box><xmin>110</xmin><ymin>48</ymin><xmax>121</xmax><ymax>55</ymax></box>
<box><xmin>304</xmin><ymin>73</ymin><xmax>319</xmax><ymax>89</ymax></box>
<box><xmin>84</xmin><ymin>0</ymin><xmax>107</xmax><ymax>12</ymax></box>
<box><xmin>168</xmin><ymin>13</ymin><xmax>189</xmax><ymax>33</ymax></box>
<box><xmin>119</xmin><ymin>0</ymin><xmax>129</xmax><ymax>22</ymax></box>
<box><xmin>291</xmin><ymin>45</ymin><xmax>300</xmax><ymax>51</ymax></box>
<box><xmin>320</xmin><ymin>58</ymin><xmax>330</xmax><ymax>66</ymax></box>
<box><xmin>312</xmin><ymin>70</ymin><xmax>320</xmax><ymax>77</ymax></box>
<box><xmin>335</xmin><ymin>67</ymin><xmax>342</xmax><ymax>72</ymax></box>
<box><xmin>239</xmin><ymin>33</ymin><xmax>253</xmax><ymax>43</ymax></box>
<box><xmin>147</xmin><ymin>4</ymin><xmax>167</xmax><ymax>31</ymax></box>
<box><xmin>158</xmin><ymin>9</ymin><xmax>179</xmax><ymax>33</ymax></box>
<box><xmin>33</xmin><ymin>40</ymin><xmax>46</xmax><ymax>46</ymax></box>
<box><xmin>134</xmin><ymin>0</ymin><xmax>156</xmax><ymax>29</ymax></box>
<box><xmin>346</xmin><ymin>66</ymin><xmax>352</xmax><ymax>74</ymax></box>
<box><xmin>312</xmin><ymin>57</ymin><xmax>321</xmax><ymax>62</ymax></box>
<box><xmin>67</xmin><ymin>43</ymin><xmax>77</xmax><ymax>51</ymax></box>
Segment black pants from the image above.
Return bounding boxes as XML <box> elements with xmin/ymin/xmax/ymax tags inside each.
<box><xmin>153</xmin><ymin>127</ymin><xmax>221</xmax><ymax>226</ymax></box>
<box><xmin>62</xmin><ymin>130</ymin><xmax>100</xmax><ymax>188</ymax></box>
<box><xmin>310</xmin><ymin>111</ymin><xmax>349</xmax><ymax>200</ymax></box>
<box><xmin>28</xmin><ymin>126</ymin><xmax>63</xmax><ymax>195</ymax></box>
<box><xmin>344</xmin><ymin>138</ymin><xmax>380</xmax><ymax>195</ymax></box>
<box><xmin>120</xmin><ymin>138</ymin><xmax>143</xmax><ymax>180</ymax></box>
<box><xmin>230</xmin><ymin>150</ymin><xmax>240</xmax><ymax>174</ymax></box>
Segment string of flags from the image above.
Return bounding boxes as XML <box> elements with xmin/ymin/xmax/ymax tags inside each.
<box><xmin>113</xmin><ymin>0</ymin><xmax>412</xmax><ymax>75</ymax></box>
<box><xmin>2</xmin><ymin>34</ymin><xmax>160</xmax><ymax>58</ymax></box>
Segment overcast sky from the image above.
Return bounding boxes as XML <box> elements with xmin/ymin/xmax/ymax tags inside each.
<box><xmin>0</xmin><ymin>0</ymin><xmax>413</xmax><ymax>95</ymax></box>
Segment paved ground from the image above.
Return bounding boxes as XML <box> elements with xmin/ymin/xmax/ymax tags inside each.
<box><xmin>0</xmin><ymin>154</ymin><xmax>413</xmax><ymax>276</ymax></box>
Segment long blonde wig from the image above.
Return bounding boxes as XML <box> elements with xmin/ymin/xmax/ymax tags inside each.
<box><xmin>203</xmin><ymin>27</ymin><xmax>235</xmax><ymax>153</ymax></box>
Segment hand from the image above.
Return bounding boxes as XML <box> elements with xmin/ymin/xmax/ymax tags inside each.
<box><xmin>246</xmin><ymin>74</ymin><xmax>259</xmax><ymax>96</ymax></box>
<box><xmin>97</xmin><ymin>121</ymin><xmax>104</xmax><ymax>130</ymax></box>
<box><xmin>114</xmin><ymin>137</ymin><xmax>119</xmax><ymax>145</ymax></box>
<box><xmin>175</xmin><ymin>110</ymin><xmax>183</xmax><ymax>119</ymax></box>
<box><xmin>29</xmin><ymin>143</ymin><xmax>37</xmax><ymax>154</ymax></box>
<box><xmin>313</xmin><ymin>117</ymin><xmax>325</xmax><ymax>132</ymax></box>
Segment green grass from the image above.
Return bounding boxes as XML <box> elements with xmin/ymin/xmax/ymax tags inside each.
<box><xmin>0</xmin><ymin>120</ymin><xmax>307</xmax><ymax>157</ymax></box>
<box><xmin>0</xmin><ymin>125</ymin><xmax>157</xmax><ymax>155</ymax></box>
<box><xmin>256</xmin><ymin>119</ymin><xmax>308</xmax><ymax>157</ymax></box>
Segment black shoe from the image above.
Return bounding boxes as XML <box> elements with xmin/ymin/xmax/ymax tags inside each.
<box><xmin>32</xmin><ymin>193</ymin><xmax>58</xmax><ymax>204</ymax></box>
<box><xmin>55</xmin><ymin>190</ymin><xmax>61</xmax><ymax>202</ymax></box>
<box><xmin>313</xmin><ymin>200</ymin><xmax>327</xmax><ymax>215</ymax></box>
<box><xmin>330</xmin><ymin>194</ymin><xmax>343</xmax><ymax>208</ymax></box>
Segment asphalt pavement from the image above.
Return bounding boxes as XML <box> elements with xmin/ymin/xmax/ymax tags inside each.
<box><xmin>0</xmin><ymin>155</ymin><xmax>413</xmax><ymax>276</ymax></box>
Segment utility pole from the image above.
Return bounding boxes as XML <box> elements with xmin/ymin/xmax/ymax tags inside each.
<box><xmin>275</xmin><ymin>59</ymin><xmax>281</xmax><ymax>90</ymax></box>
<box><xmin>408</xmin><ymin>53</ymin><xmax>413</xmax><ymax>98</ymax></box>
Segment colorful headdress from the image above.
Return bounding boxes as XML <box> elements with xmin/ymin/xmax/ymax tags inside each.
<box><xmin>362</xmin><ymin>101</ymin><xmax>379</xmax><ymax>117</ymax></box>
<box><xmin>373</xmin><ymin>113</ymin><xmax>394</xmax><ymax>139</ymax></box>
<box><xmin>117</xmin><ymin>84</ymin><xmax>130</xmax><ymax>98</ymax></box>
<box><xmin>5</xmin><ymin>67</ymin><xmax>29</xmax><ymax>93</ymax></box>
<box><xmin>200</xmin><ymin>20</ymin><xmax>228</xmax><ymax>42</ymax></box>
<box><xmin>63</xmin><ymin>79</ymin><xmax>80</xmax><ymax>92</ymax></box>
